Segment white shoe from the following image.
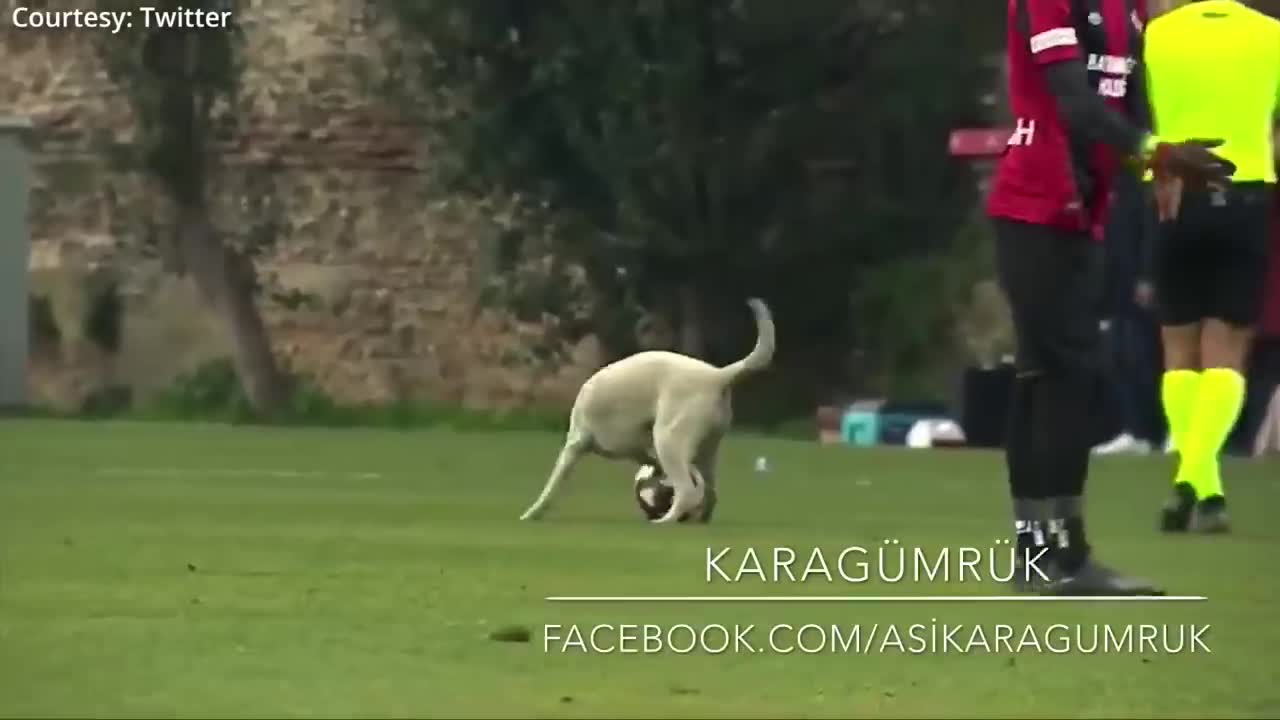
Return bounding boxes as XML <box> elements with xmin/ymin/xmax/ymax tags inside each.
<box><xmin>1093</xmin><ymin>433</ymin><xmax>1151</xmax><ymax>455</ymax></box>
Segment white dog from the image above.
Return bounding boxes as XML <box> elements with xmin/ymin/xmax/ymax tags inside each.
<box><xmin>519</xmin><ymin>298</ymin><xmax>775</xmax><ymax>524</ymax></box>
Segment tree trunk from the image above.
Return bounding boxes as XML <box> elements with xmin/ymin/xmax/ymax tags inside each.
<box><xmin>176</xmin><ymin>205</ymin><xmax>288</xmax><ymax>417</ymax></box>
<box><xmin>652</xmin><ymin>284</ymin><xmax>682</xmax><ymax>350</ymax></box>
<box><xmin>581</xmin><ymin>255</ymin><xmax>640</xmax><ymax>362</ymax></box>
<box><xmin>678</xmin><ymin>281</ymin><xmax>706</xmax><ymax>358</ymax></box>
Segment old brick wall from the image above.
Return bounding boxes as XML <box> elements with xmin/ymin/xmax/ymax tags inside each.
<box><xmin>3</xmin><ymin>0</ymin><xmax>602</xmax><ymax>412</ymax></box>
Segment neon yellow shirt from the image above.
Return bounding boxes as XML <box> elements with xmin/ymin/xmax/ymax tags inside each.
<box><xmin>1145</xmin><ymin>0</ymin><xmax>1280</xmax><ymax>183</ymax></box>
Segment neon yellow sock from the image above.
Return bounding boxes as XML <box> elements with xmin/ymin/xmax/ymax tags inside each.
<box><xmin>1180</xmin><ymin>368</ymin><xmax>1246</xmax><ymax>499</ymax></box>
<box><xmin>1161</xmin><ymin>370</ymin><xmax>1200</xmax><ymax>460</ymax></box>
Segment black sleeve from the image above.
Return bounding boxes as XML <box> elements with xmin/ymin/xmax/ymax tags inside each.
<box><xmin>1126</xmin><ymin>33</ymin><xmax>1151</xmax><ymax>132</ymax></box>
<box><xmin>1042</xmin><ymin>60</ymin><xmax>1147</xmax><ymax>158</ymax></box>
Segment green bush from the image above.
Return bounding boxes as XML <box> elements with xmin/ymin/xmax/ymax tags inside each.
<box><xmin>121</xmin><ymin>358</ymin><xmax>569</xmax><ymax>432</ymax></box>
<box><xmin>136</xmin><ymin>358</ymin><xmax>254</xmax><ymax>423</ymax></box>
<box><xmin>48</xmin><ymin>357</ymin><xmax>824</xmax><ymax>439</ymax></box>
<box><xmin>81</xmin><ymin>384</ymin><xmax>134</xmax><ymax>418</ymax></box>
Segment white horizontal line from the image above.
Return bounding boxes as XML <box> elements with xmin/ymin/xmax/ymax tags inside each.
<box><xmin>96</xmin><ymin>467</ymin><xmax>382</xmax><ymax>480</ymax></box>
<box><xmin>546</xmin><ymin>595</ymin><xmax>1207</xmax><ymax>603</ymax></box>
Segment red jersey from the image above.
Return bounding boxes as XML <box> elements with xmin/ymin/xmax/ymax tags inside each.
<box><xmin>986</xmin><ymin>0</ymin><xmax>1146</xmax><ymax>238</ymax></box>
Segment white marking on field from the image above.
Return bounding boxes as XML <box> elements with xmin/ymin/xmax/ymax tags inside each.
<box><xmin>96</xmin><ymin>467</ymin><xmax>383</xmax><ymax>480</ymax></box>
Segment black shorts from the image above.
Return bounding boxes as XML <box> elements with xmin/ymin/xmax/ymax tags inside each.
<box><xmin>1155</xmin><ymin>182</ymin><xmax>1272</xmax><ymax>328</ymax></box>
<box><xmin>993</xmin><ymin>219</ymin><xmax>1103</xmax><ymax>375</ymax></box>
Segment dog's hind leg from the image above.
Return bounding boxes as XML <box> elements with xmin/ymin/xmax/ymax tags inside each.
<box><xmin>650</xmin><ymin>418</ymin><xmax>708</xmax><ymax>525</ymax></box>
<box><xmin>520</xmin><ymin>429</ymin><xmax>590</xmax><ymax>521</ymax></box>
<box><xmin>694</xmin><ymin>433</ymin><xmax>722</xmax><ymax>524</ymax></box>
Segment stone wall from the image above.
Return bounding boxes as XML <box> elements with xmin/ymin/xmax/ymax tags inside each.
<box><xmin>4</xmin><ymin>0</ymin><xmax>603</xmax><ymax>412</ymax></box>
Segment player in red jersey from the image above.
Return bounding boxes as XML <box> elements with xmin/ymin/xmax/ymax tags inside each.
<box><xmin>986</xmin><ymin>0</ymin><xmax>1234</xmax><ymax>596</ymax></box>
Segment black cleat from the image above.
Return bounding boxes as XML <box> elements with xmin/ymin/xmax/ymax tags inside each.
<box><xmin>1191</xmin><ymin>495</ymin><xmax>1230</xmax><ymax>534</ymax></box>
<box><xmin>1042</xmin><ymin>558</ymin><xmax>1165</xmax><ymax>597</ymax></box>
<box><xmin>1160</xmin><ymin>482</ymin><xmax>1197</xmax><ymax>533</ymax></box>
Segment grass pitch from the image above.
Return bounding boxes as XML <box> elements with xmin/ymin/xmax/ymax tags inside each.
<box><xmin>1</xmin><ymin>419</ymin><xmax>1278</xmax><ymax>718</ymax></box>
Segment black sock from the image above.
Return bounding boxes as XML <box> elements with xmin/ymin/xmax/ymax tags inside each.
<box><xmin>1020</xmin><ymin>369</ymin><xmax>1094</xmax><ymax>572</ymax></box>
<box><xmin>1047</xmin><ymin>515</ymin><xmax>1090</xmax><ymax>573</ymax></box>
<box><xmin>1015</xmin><ymin>515</ymin><xmax>1046</xmax><ymax>565</ymax></box>
<box><xmin>1007</xmin><ymin>375</ymin><xmax>1049</xmax><ymax>547</ymax></box>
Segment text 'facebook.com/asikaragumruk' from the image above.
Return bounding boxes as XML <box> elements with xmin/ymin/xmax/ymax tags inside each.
<box><xmin>543</xmin><ymin>622</ymin><xmax>1211</xmax><ymax>655</ymax></box>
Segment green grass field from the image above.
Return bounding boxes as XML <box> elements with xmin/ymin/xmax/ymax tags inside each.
<box><xmin>2</xmin><ymin>419</ymin><xmax>1278</xmax><ymax>718</ymax></box>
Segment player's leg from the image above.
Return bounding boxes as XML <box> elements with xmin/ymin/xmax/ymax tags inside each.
<box><xmin>1125</xmin><ymin>310</ymin><xmax>1165</xmax><ymax>449</ymax></box>
<box><xmin>1153</xmin><ymin>197</ymin><xmax>1208</xmax><ymax>532</ymax></box>
<box><xmin>1237</xmin><ymin>340</ymin><xmax>1279</xmax><ymax>456</ymax></box>
<box><xmin>1175</xmin><ymin>184</ymin><xmax>1270</xmax><ymax>533</ymax></box>
<box><xmin>1242</xmin><ymin>338</ymin><xmax>1280</xmax><ymax>456</ymax></box>
<box><xmin>1033</xmin><ymin>229</ymin><xmax>1160</xmax><ymax>596</ymax></box>
<box><xmin>1095</xmin><ymin>312</ymin><xmax>1155</xmax><ymax>454</ymax></box>
<box><xmin>1093</xmin><ymin>318</ymin><xmax>1133</xmax><ymax>454</ymax></box>
<box><xmin>1033</xmin><ymin>234</ymin><xmax>1106</xmax><ymax>580</ymax></box>
<box><xmin>1181</xmin><ymin>321</ymin><xmax>1253</xmax><ymax>531</ymax></box>
<box><xmin>1160</xmin><ymin>325</ymin><xmax>1202</xmax><ymax>458</ymax></box>
<box><xmin>1139</xmin><ymin>318</ymin><xmax>1170</xmax><ymax>449</ymax></box>
<box><xmin>992</xmin><ymin>220</ymin><xmax>1055</xmax><ymax>590</ymax></box>
<box><xmin>1006</xmin><ymin>370</ymin><xmax>1049</xmax><ymax>589</ymax></box>
<box><xmin>1159</xmin><ymin>323</ymin><xmax>1203</xmax><ymax>531</ymax></box>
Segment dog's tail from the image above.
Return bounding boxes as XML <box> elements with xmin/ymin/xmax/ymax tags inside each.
<box><xmin>718</xmin><ymin>298</ymin><xmax>775</xmax><ymax>384</ymax></box>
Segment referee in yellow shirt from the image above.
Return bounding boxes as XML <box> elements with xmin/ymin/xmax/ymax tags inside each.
<box><xmin>1144</xmin><ymin>0</ymin><xmax>1280</xmax><ymax>533</ymax></box>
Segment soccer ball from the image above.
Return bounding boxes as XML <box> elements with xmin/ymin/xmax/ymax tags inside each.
<box><xmin>633</xmin><ymin>464</ymin><xmax>692</xmax><ymax>522</ymax></box>
<box><xmin>905</xmin><ymin>418</ymin><xmax>967</xmax><ymax>449</ymax></box>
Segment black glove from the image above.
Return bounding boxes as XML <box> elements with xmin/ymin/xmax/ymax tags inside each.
<box><xmin>1145</xmin><ymin>138</ymin><xmax>1236</xmax><ymax>222</ymax></box>
<box><xmin>1147</xmin><ymin>138</ymin><xmax>1236</xmax><ymax>185</ymax></box>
